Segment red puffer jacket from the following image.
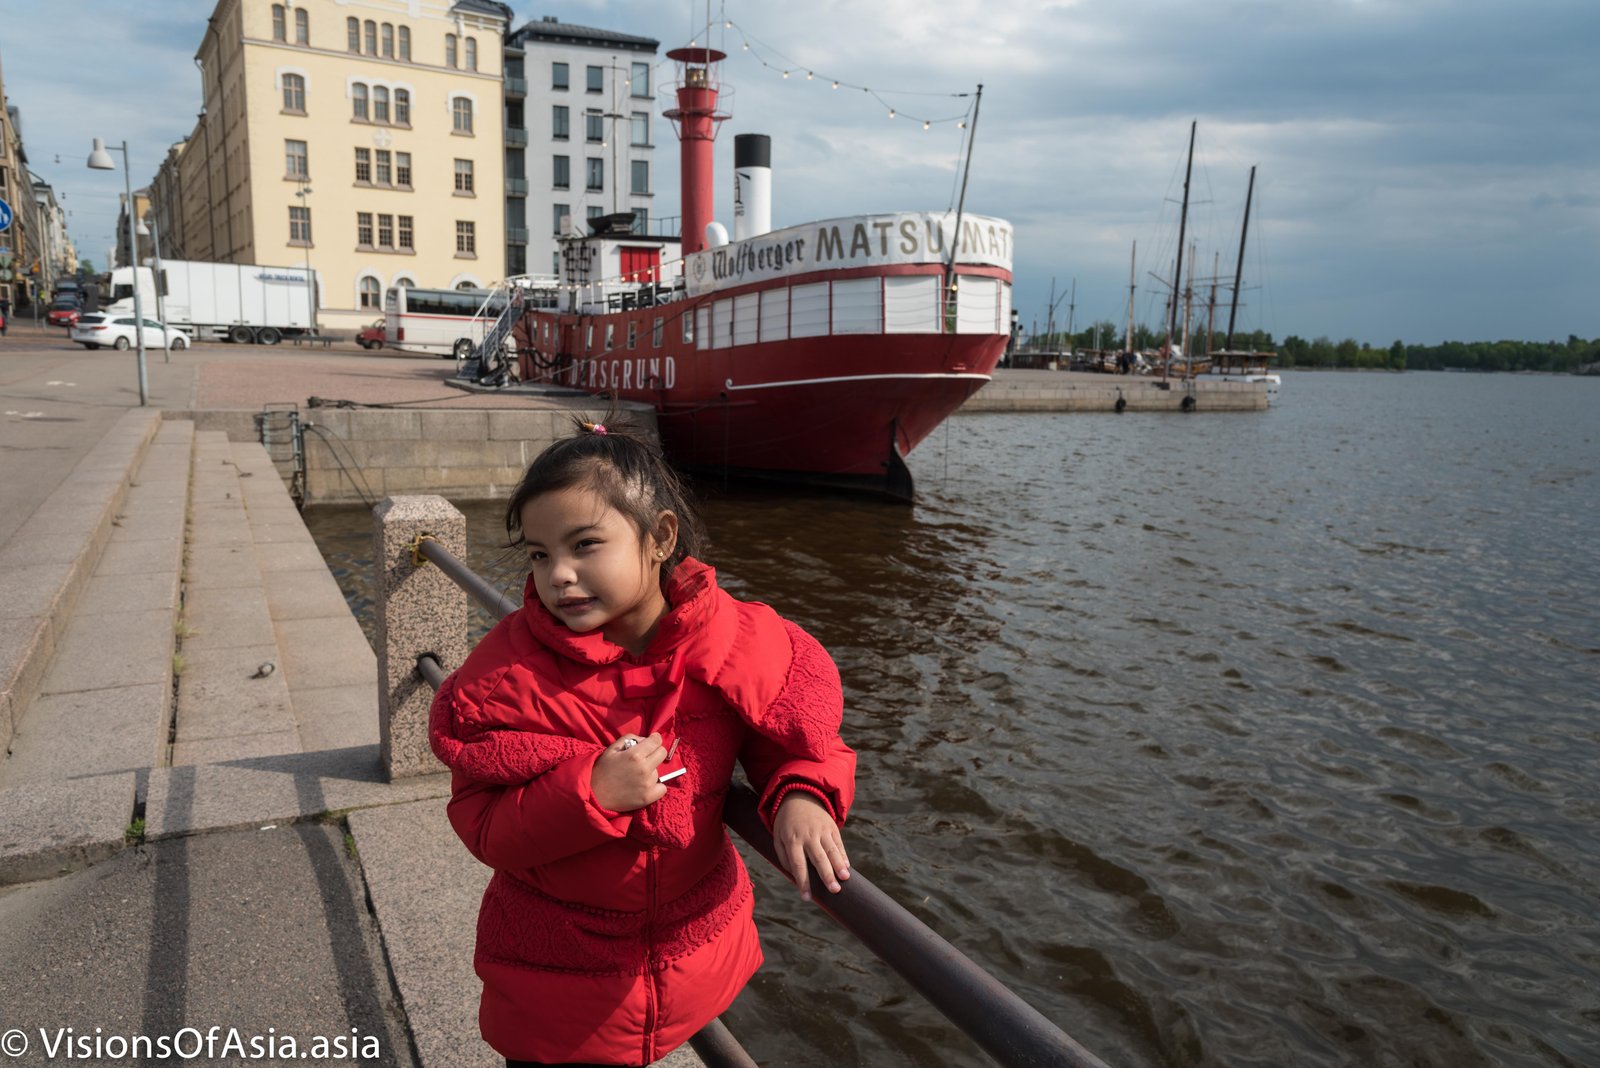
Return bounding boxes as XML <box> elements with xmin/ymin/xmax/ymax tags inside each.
<box><xmin>430</xmin><ymin>559</ymin><xmax>856</xmax><ymax>1066</ymax></box>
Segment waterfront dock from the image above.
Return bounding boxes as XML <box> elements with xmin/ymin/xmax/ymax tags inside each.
<box><xmin>964</xmin><ymin>367</ymin><xmax>1269</xmax><ymax>411</ymax></box>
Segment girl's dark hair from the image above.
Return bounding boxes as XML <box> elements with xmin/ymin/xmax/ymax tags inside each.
<box><xmin>505</xmin><ymin>410</ymin><xmax>705</xmax><ymax>592</ymax></box>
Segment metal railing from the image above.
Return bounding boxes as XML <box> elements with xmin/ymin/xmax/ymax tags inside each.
<box><xmin>411</xmin><ymin>534</ymin><xmax>1112</xmax><ymax>1068</ymax></box>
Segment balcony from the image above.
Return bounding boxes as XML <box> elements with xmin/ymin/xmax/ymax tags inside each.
<box><xmin>505</xmin><ymin>77</ymin><xmax>528</xmax><ymax>99</ymax></box>
<box><xmin>507</xmin><ymin>228</ymin><xmax>529</xmax><ymax>245</ymax></box>
<box><xmin>506</xmin><ymin>178</ymin><xmax>529</xmax><ymax>196</ymax></box>
<box><xmin>505</xmin><ymin>127</ymin><xmax>529</xmax><ymax>147</ymax></box>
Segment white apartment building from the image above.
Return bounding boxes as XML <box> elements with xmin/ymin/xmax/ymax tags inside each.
<box><xmin>503</xmin><ymin>17</ymin><xmax>659</xmax><ymax>279</ymax></box>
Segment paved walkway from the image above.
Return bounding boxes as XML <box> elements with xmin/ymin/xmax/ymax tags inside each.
<box><xmin>0</xmin><ymin>327</ymin><xmax>702</xmax><ymax>1068</ymax></box>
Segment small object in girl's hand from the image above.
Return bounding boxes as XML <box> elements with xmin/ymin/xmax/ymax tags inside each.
<box><xmin>658</xmin><ymin>767</ymin><xmax>687</xmax><ymax>783</ymax></box>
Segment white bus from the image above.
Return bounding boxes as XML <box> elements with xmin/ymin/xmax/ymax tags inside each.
<box><xmin>383</xmin><ymin>286</ymin><xmax>508</xmax><ymax>359</ymax></box>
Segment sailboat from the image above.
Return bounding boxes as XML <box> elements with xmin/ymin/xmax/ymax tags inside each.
<box><xmin>1207</xmin><ymin>164</ymin><xmax>1281</xmax><ymax>397</ymax></box>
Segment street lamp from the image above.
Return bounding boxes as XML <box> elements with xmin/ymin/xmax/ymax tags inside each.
<box><xmin>86</xmin><ymin>137</ymin><xmax>147</xmax><ymax>406</ymax></box>
<box><xmin>137</xmin><ymin>213</ymin><xmax>169</xmax><ymax>362</ymax></box>
<box><xmin>294</xmin><ymin>179</ymin><xmax>317</xmax><ymax>335</ymax></box>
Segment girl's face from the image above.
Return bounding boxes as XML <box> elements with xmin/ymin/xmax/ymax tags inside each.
<box><xmin>519</xmin><ymin>486</ymin><xmax>677</xmax><ymax>655</ymax></box>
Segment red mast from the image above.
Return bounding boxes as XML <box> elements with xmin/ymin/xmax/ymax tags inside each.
<box><xmin>663</xmin><ymin>46</ymin><xmax>729</xmax><ymax>255</ymax></box>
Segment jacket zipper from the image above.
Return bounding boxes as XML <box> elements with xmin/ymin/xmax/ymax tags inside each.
<box><xmin>643</xmin><ymin>845</ymin><xmax>659</xmax><ymax>1065</ymax></box>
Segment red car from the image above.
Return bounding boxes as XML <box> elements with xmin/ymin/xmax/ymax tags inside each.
<box><xmin>47</xmin><ymin>301</ymin><xmax>82</xmax><ymax>327</ymax></box>
<box><xmin>357</xmin><ymin>319</ymin><xmax>386</xmax><ymax>350</ymax></box>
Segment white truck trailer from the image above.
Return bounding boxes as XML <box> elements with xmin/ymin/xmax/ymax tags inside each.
<box><xmin>106</xmin><ymin>260</ymin><xmax>317</xmax><ymax>344</ymax></box>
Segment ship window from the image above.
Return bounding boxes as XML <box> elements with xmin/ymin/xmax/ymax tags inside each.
<box><xmin>758</xmin><ymin>289</ymin><xmax>788</xmax><ymax>342</ymax></box>
<box><xmin>789</xmin><ymin>282</ymin><xmax>829</xmax><ymax>339</ymax></box>
<box><xmin>732</xmin><ymin>294</ymin><xmax>759</xmax><ymax>347</ymax></box>
<box><xmin>694</xmin><ymin>307</ymin><xmax>709</xmax><ymax>351</ymax></box>
<box><xmin>605</xmin><ymin>323</ymin><xmax>615</xmax><ymax>350</ymax></box>
<box><xmin>585</xmin><ymin>324</ymin><xmax>594</xmax><ymax>350</ymax></box>
<box><xmin>999</xmin><ymin>281</ymin><xmax>1013</xmax><ymax>334</ymax></box>
<box><xmin>627</xmin><ymin>321</ymin><xmax>637</xmax><ymax>349</ymax></box>
<box><xmin>956</xmin><ymin>276</ymin><xmax>1001</xmax><ymax>334</ymax></box>
<box><xmin>885</xmin><ymin>275</ymin><xmax>940</xmax><ymax>334</ymax></box>
<box><xmin>831</xmin><ymin>278</ymin><xmax>882</xmax><ymax>335</ymax></box>
<box><xmin>652</xmin><ymin>317</ymin><xmax>664</xmax><ymax>347</ymax></box>
<box><xmin>712</xmin><ymin>300</ymin><xmax>734</xmax><ymax>350</ymax></box>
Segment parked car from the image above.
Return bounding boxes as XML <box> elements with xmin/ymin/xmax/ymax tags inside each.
<box><xmin>70</xmin><ymin>313</ymin><xmax>192</xmax><ymax>351</ymax></box>
<box><xmin>47</xmin><ymin>299</ymin><xmax>82</xmax><ymax>327</ymax></box>
<box><xmin>357</xmin><ymin>318</ymin><xmax>387</xmax><ymax>350</ymax></box>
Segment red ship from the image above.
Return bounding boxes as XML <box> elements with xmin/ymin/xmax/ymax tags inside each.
<box><xmin>508</xmin><ymin>45</ymin><xmax>1013</xmax><ymax>500</ymax></box>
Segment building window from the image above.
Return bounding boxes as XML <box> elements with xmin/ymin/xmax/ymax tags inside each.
<box><xmin>373</xmin><ymin>86</ymin><xmax>390</xmax><ymax>124</ymax></box>
<box><xmin>295</xmin><ymin>8</ymin><xmax>309</xmax><ymax>44</ymax></box>
<box><xmin>552</xmin><ymin>62</ymin><xmax>568</xmax><ymax>90</ymax></box>
<box><xmin>272</xmin><ymin>4</ymin><xmax>286</xmax><ymax>41</ymax></box>
<box><xmin>364</xmin><ymin>19</ymin><xmax>376</xmax><ymax>54</ymax></box>
<box><xmin>630</xmin><ymin>112</ymin><xmax>649</xmax><ymax>146</ymax></box>
<box><xmin>452</xmin><ymin>97</ymin><xmax>473</xmax><ymax>134</ymax></box>
<box><xmin>375</xmin><ymin>150</ymin><xmax>392</xmax><ymax>185</ymax></box>
<box><xmin>586</xmin><ymin>158</ymin><xmax>603</xmax><ymax>191</ymax></box>
<box><xmin>285</xmin><ymin>139</ymin><xmax>308</xmax><ymax>179</ymax></box>
<box><xmin>552</xmin><ymin>203</ymin><xmax>568</xmax><ymax>234</ymax></box>
<box><xmin>585</xmin><ymin>112</ymin><xmax>604</xmax><ymax>143</ymax></box>
<box><xmin>633</xmin><ymin>208</ymin><xmax>649</xmax><ymax>235</ymax></box>
<box><xmin>394</xmin><ymin>89</ymin><xmax>410</xmax><ymax>125</ymax></box>
<box><xmin>357</xmin><ymin>212</ymin><xmax>374</xmax><ymax>247</ymax></box>
<box><xmin>464</xmin><ymin>37</ymin><xmax>477</xmax><ymax>72</ymax></box>
<box><xmin>446</xmin><ymin>34</ymin><xmax>457</xmax><ymax>69</ymax></box>
<box><xmin>631</xmin><ymin>160</ymin><xmax>649</xmax><ymax>195</ymax></box>
<box><xmin>552</xmin><ymin>105</ymin><xmax>569</xmax><ymax>140</ymax></box>
<box><xmin>586</xmin><ymin>65</ymin><xmax>603</xmax><ymax>92</ymax></box>
<box><xmin>454</xmin><ymin>159</ymin><xmax>474</xmax><ymax>193</ymax></box>
<box><xmin>282</xmin><ymin>73</ymin><xmax>305</xmax><ymax>112</ymax></box>
<box><xmin>347</xmin><ymin>17</ymin><xmax>359</xmax><ymax>52</ymax></box>
<box><xmin>289</xmin><ymin>205</ymin><xmax>311</xmax><ymax>243</ymax></box>
<box><xmin>354</xmin><ymin>148</ymin><xmax>371</xmax><ymax>183</ymax></box>
<box><xmin>456</xmin><ymin>221</ymin><xmax>476</xmax><ymax>255</ymax></box>
<box><xmin>359</xmin><ymin>277</ymin><xmax>381</xmax><ymax>308</ymax></box>
<box><xmin>587</xmin><ymin>205</ymin><xmax>603</xmax><ymax>220</ymax></box>
<box><xmin>352</xmin><ymin>82</ymin><xmax>368</xmax><ymax>120</ymax></box>
<box><xmin>396</xmin><ymin>152</ymin><xmax>412</xmax><ymax>187</ymax></box>
<box><xmin>381</xmin><ymin>23</ymin><xmax>394</xmax><ymax>57</ymax></box>
<box><xmin>398</xmin><ymin>25</ymin><xmax>410</xmax><ymax>61</ymax></box>
<box><xmin>378</xmin><ymin>214</ymin><xmax>394</xmax><ymax>248</ymax></box>
<box><xmin>398</xmin><ymin>216</ymin><xmax>413</xmax><ymax>250</ymax></box>
<box><xmin>632</xmin><ymin>61</ymin><xmax>650</xmax><ymax>97</ymax></box>
<box><xmin>552</xmin><ymin>155</ymin><xmax>569</xmax><ymax>189</ymax></box>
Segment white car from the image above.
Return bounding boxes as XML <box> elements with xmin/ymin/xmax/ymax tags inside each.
<box><xmin>70</xmin><ymin>313</ymin><xmax>192</xmax><ymax>351</ymax></box>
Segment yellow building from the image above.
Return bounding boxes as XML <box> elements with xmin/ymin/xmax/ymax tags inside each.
<box><xmin>152</xmin><ymin>0</ymin><xmax>510</xmax><ymax>337</ymax></box>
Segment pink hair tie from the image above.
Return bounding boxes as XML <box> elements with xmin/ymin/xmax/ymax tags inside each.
<box><xmin>585</xmin><ymin>421</ymin><xmax>608</xmax><ymax>436</ymax></box>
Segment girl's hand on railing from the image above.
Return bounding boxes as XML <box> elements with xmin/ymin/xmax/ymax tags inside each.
<box><xmin>773</xmin><ymin>793</ymin><xmax>851</xmax><ymax>901</ymax></box>
<box><xmin>591</xmin><ymin>733</ymin><xmax>669</xmax><ymax>812</ymax></box>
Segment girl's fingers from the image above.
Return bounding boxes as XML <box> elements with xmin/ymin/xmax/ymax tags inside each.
<box><xmin>807</xmin><ymin>839</ymin><xmax>842</xmax><ymax>894</ymax></box>
<box><xmin>784</xmin><ymin>841</ymin><xmax>811</xmax><ymax>900</ymax></box>
<box><xmin>823</xmin><ymin>833</ymin><xmax>851</xmax><ymax>882</ymax></box>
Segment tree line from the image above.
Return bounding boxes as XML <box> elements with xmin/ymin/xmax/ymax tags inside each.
<box><xmin>1026</xmin><ymin>322</ymin><xmax>1600</xmax><ymax>374</ymax></box>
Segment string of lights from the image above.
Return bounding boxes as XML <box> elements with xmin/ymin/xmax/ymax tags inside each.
<box><xmin>671</xmin><ymin>16</ymin><xmax>975</xmax><ymax>131</ymax></box>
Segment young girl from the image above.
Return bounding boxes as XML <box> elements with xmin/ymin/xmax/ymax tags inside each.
<box><xmin>430</xmin><ymin>419</ymin><xmax>857</xmax><ymax>1067</ymax></box>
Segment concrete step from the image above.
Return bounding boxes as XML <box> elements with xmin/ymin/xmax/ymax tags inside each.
<box><xmin>0</xmin><ymin>409</ymin><xmax>162</xmax><ymax>752</ymax></box>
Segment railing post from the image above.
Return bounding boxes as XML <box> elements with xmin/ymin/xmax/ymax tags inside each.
<box><xmin>374</xmin><ymin>495</ymin><xmax>468</xmax><ymax>780</ymax></box>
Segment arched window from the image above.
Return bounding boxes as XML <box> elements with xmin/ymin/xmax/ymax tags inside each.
<box><xmin>373</xmin><ymin>86</ymin><xmax>390</xmax><ymax>123</ymax></box>
<box><xmin>381</xmin><ymin>23</ymin><xmax>394</xmax><ymax>57</ymax></box>
<box><xmin>394</xmin><ymin>88</ymin><xmax>411</xmax><ymax>126</ymax></box>
<box><xmin>398</xmin><ymin>26</ymin><xmax>410</xmax><ymax>61</ymax></box>
<box><xmin>452</xmin><ymin>96</ymin><xmax>473</xmax><ymax>134</ymax></box>
<box><xmin>359</xmin><ymin>277</ymin><xmax>381</xmax><ymax>309</ymax></box>
<box><xmin>351</xmin><ymin>82</ymin><xmax>368</xmax><ymax>121</ymax></box>
<box><xmin>295</xmin><ymin>8</ymin><xmax>308</xmax><ymax>44</ymax></box>
<box><xmin>281</xmin><ymin>73</ymin><xmax>306</xmax><ymax>112</ymax></box>
<box><xmin>445</xmin><ymin>34</ymin><xmax>457</xmax><ymax>69</ymax></box>
<box><xmin>456</xmin><ymin>281</ymin><xmax>477</xmax><ymax>291</ymax></box>
<box><xmin>464</xmin><ymin>38</ymin><xmax>477</xmax><ymax>72</ymax></box>
<box><xmin>271</xmin><ymin>4</ymin><xmax>286</xmax><ymax>41</ymax></box>
<box><xmin>363</xmin><ymin>19</ymin><xmax>376</xmax><ymax>54</ymax></box>
<box><xmin>393</xmin><ymin>276</ymin><xmax>415</xmax><ymax>289</ymax></box>
<box><xmin>347</xmin><ymin>17</ymin><xmax>359</xmax><ymax>52</ymax></box>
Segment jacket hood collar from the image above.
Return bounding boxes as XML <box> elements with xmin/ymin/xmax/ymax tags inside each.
<box><xmin>520</xmin><ymin>557</ymin><xmax>721</xmax><ymax>665</ymax></box>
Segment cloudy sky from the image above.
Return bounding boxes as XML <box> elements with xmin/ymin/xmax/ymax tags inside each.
<box><xmin>2</xmin><ymin>0</ymin><xmax>1594</xmax><ymax>346</ymax></box>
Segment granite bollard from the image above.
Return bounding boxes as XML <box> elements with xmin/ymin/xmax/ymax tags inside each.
<box><xmin>374</xmin><ymin>495</ymin><xmax>468</xmax><ymax>780</ymax></box>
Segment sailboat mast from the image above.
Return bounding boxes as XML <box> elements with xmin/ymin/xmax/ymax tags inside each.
<box><xmin>1207</xmin><ymin>250</ymin><xmax>1220</xmax><ymax>359</ymax></box>
<box><xmin>1124</xmin><ymin>241</ymin><xmax>1136</xmax><ymax>353</ymax></box>
<box><xmin>1225</xmin><ymin>164</ymin><xmax>1256</xmax><ymax>350</ymax></box>
<box><xmin>945</xmin><ymin>84</ymin><xmax>983</xmax><ymax>305</ymax></box>
<box><xmin>1180</xmin><ymin>239</ymin><xmax>1195</xmax><ymax>374</ymax></box>
<box><xmin>1167</xmin><ymin>120</ymin><xmax>1196</xmax><ymax>359</ymax></box>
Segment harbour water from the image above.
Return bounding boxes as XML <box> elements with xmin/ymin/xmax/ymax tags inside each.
<box><xmin>305</xmin><ymin>371</ymin><xmax>1600</xmax><ymax>1067</ymax></box>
